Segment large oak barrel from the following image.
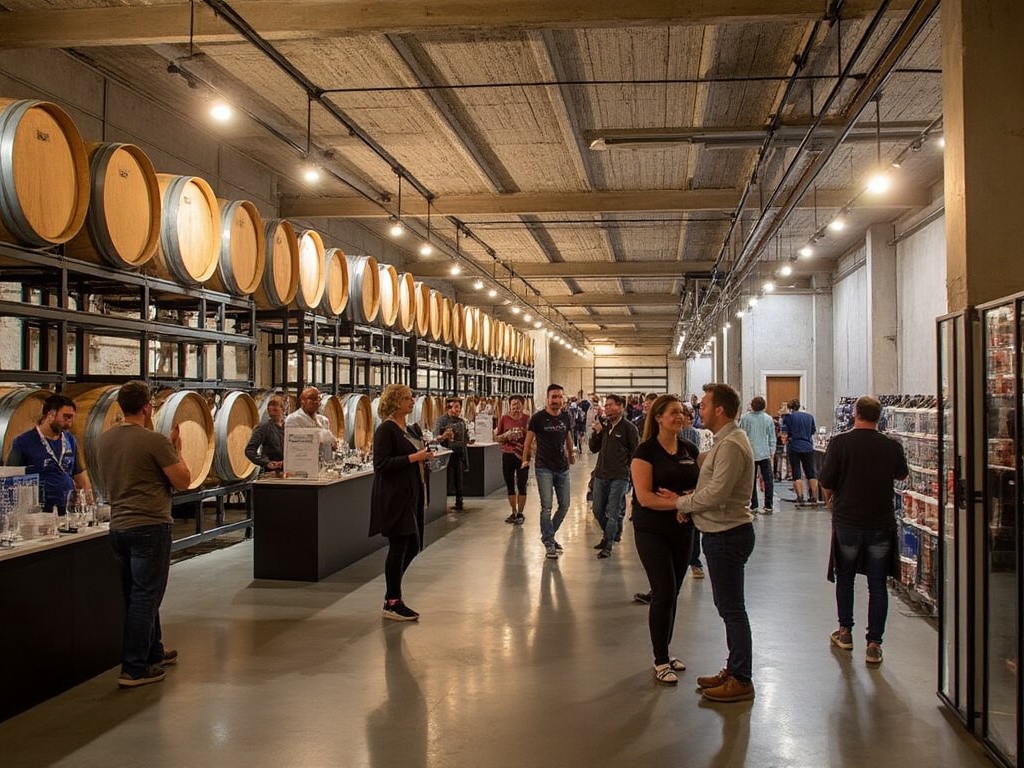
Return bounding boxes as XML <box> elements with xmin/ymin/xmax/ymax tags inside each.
<box><xmin>294</xmin><ymin>229</ymin><xmax>327</xmax><ymax>311</ymax></box>
<box><xmin>452</xmin><ymin>302</ymin><xmax>464</xmax><ymax>347</ymax></box>
<box><xmin>207</xmin><ymin>199</ymin><xmax>265</xmax><ymax>296</ymax></box>
<box><xmin>396</xmin><ymin>272</ymin><xmax>416</xmax><ymax>333</ymax></box>
<box><xmin>340</xmin><ymin>393</ymin><xmax>373</xmax><ymax>452</ymax></box>
<box><xmin>321</xmin><ymin>247</ymin><xmax>350</xmax><ymax>317</ymax></box>
<box><xmin>427</xmin><ymin>289</ymin><xmax>443</xmax><ymax>341</ymax></box>
<box><xmin>209</xmin><ymin>390</ymin><xmax>259</xmax><ymax>483</ymax></box>
<box><xmin>66</xmin><ymin>142</ymin><xmax>159</xmax><ymax>269</ymax></box>
<box><xmin>377</xmin><ymin>263</ymin><xmax>400</xmax><ymax>328</ymax></box>
<box><xmin>0</xmin><ymin>386</ymin><xmax>51</xmax><ymax>462</ymax></box>
<box><xmin>318</xmin><ymin>393</ymin><xmax>345</xmax><ymax>439</ymax></box>
<box><xmin>411</xmin><ymin>394</ymin><xmax>437</xmax><ymax>432</ymax></box>
<box><xmin>0</xmin><ymin>99</ymin><xmax>89</xmax><ymax>247</ymax></box>
<box><xmin>463</xmin><ymin>305</ymin><xmax>479</xmax><ymax>351</ymax></box>
<box><xmin>478</xmin><ymin>311</ymin><xmax>493</xmax><ymax>356</ymax></box>
<box><xmin>146</xmin><ymin>174</ymin><xmax>219</xmax><ymax>286</ymax></box>
<box><xmin>413</xmin><ymin>281</ymin><xmax>430</xmax><ymax>337</ymax></box>
<box><xmin>63</xmin><ymin>383</ymin><xmax>123</xmax><ymax>496</ymax></box>
<box><xmin>370</xmin><ymin>396</ymin><xmax>383</xmax><ymax>431</ymax></box>
<box><xmin>441</xmin><ymin>296</ymin><xmax>454</xmax><ymax>344</ymax></box>
<box><xmin>493</xmin><ymin>320</ymin><xmax>505</xmax><ymax>360</ymax></box>
<box><xmin>253</xmin><ymin>219</ymin><xmax>299</xmax><ymax>308</ymax></box>
<box><xmin>347</xmin><ymin>254</ymin><xmax>381</xmax><ymax>324</ymax></box>
<box><xmin>151</xmin><ymin>390</ymin><xmax>214</xmax><ymax>489</ymax></box>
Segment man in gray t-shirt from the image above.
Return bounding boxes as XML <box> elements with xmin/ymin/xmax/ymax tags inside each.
<box><xmin>95</xmin><ymin>381</ymin><xmax>191</xmax><ymax>689</ymax></box>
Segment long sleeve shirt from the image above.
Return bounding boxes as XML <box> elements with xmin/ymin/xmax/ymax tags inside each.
<box><xmin>675</xmin><ymin>421</ymin><xmax>755</xmax><ymax>533</ymax></box>
<box><xmin>244</xmin><ymin>420</ymin><xmax>284</xmax><ymax>469</ymax></box>
<box><xmin>738</xmin><ymin>410</ymin><xmax>776</xmax><ymax>461</ymax></box>
<box><xmin>587</xmin><ymin>416</ymin><xmax>639</xmax><ymax>481</ymax></box>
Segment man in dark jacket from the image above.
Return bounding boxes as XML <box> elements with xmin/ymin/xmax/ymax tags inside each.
<box><xmin>820</xmin><ymin>396</ymin><xmax>908</xmax><ymax>666</ymax></box>
<box><xmin>244</xmin><ymin>395</ymin><xmax>285</xmax><ymax>474</ymax></box>
<box><xmin>589</xmin><ymin>393</ymin><xmax>639</xmax><ymax>559</ymax></box>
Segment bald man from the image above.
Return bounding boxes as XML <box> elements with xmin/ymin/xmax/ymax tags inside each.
<box><xmin>284</xmin><ymin>387</ymin><xmax>337</xmax><ymax>464</ymax></box>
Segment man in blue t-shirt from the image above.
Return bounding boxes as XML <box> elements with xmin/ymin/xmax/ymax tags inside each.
<box><xmin>7</xmin><ymin>393</ymin><xmax>92</xmax><ymax>514</ymax></box>
<box><xmin>781</xmin><ymin>398</ymin><xmax>818</xmax><ymax>505</ymax></box>
<box><xmin>521</xmin><ymin>383</ymin><xmax>575</xmax><ymax>559</ymax></box>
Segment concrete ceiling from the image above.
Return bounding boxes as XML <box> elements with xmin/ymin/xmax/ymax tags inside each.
<box><xmin>0</xmin><ymin>0</ymin><xmax>944</xmax><ymax>353</ymax></box>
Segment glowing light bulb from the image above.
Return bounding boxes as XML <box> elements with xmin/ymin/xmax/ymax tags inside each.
<box><xmin>419</xmin><ymin>242</ymin><xmax>433</xmax><ymax>256</ymax></box>
<box><xmin>511</xmin><ymin>306</ymin><xmax>521</xmax><ymax>315</ymax></box>
<box><xmin>449</xmin><ymin>264</ymin><xmax>461</xmax><ymax>276</ymax></box>
<box><xmin>866</xmin><ymin>172</ymin><xmax>891</xmax><ymax>195</ymax></box>
<box><xmin>799</xmin><ymin>245</ymin><xmax>813</xmax><ymax>258</ymax></box>
<box><xmin>779</xmin><ymin>264</ymin><xmax>793</xmax><ymax>277</ymax></box>
<box><xmin>303</xmin><ymin>167</ymin><xmax>321</xmax><ymax>184</ymax></box>
<box><xmin>487</xmin><ymin>288</ymin><xmax>497</xmax><ymax>298</ymax></box>
<box><xmin>763</xmin><ymin>281</ymin><xmax>776</xmax><ymax>293</ymax></box>
<box><xmin>210</xmin><ymin>102</ymin><xmax>232</xmax><ymax>122</ymax></box>
<box><xmin>389</xmin><ymin>221</ymin><xmax>404</xmax><ymax>238</ymax></box>
<box><xmin>748</xmin><ymin>297</ymin><xmax>758</xmax><ymax>307</ymax></box>
<box><xmin>828</xmin><ymin>218</ymin><xmax>845</xmax><ymax>232</ymax></box>
<box><xmin>473</xmin><ymin>279</ymin><xmax>484</xmax><ymax>290</ymax></box>
<box><xmin>523</xmin><ymin>314</ymin><xmax>532</xmax><ymax>323</ymax></box>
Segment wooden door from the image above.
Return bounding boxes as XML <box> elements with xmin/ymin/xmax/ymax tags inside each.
<box><xmin>766</xmin><ymin>376</ymin><xmax>801</xmax><ymax>416</ymax></box>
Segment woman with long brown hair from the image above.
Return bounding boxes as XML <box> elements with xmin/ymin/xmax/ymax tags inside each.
<box><xmin>630</xmin><ymin>394</ymin><xmax>700</xmax><ymax>684</ymax></box>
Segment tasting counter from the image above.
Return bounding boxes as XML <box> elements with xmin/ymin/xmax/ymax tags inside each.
<box><xmin>0</xmin><ymin>528</ymin><xmax>122</xmax><ymax>722</ymax></box>
<box><xmin>448</xmin><ymin>442</ymin><xmax>505</xmax><ymax>498</ymax></box>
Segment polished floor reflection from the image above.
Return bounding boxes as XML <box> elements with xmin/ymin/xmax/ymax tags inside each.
<box><xmin>2</xmin><ymin>456</ymin><xmax>990</xmax><ymax>767</ymax></box>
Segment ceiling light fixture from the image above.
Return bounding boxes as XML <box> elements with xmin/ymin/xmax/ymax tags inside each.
<box><xmin>547</xmin><ymin>330</ymin><xmax>556</xmax><ymax>338</ymax></box>
<box><xmin>779</xmin><ymin>264</ymin><xmax>793</xmax><ymax>277</ymax></box>
<box><xmin>828</xmin><ymin>218</ymin><xmax>845</xmax><ymax>232</ymax></box>
<box><xmin>303</xmin><ymin>166</ymin><xmax>321</xmax><ymax>184</ymax></box>
<box><xmin>390</xmin><ymin>174</ymin><xmax>405</xmax><ymax>238</ymax></box>
<box><xmin>534</xmin><ymin>320</ymin><xmax>543</xmax><ymax>329</ymax></box>
<box><xmin>736</xmin><ymin>310</ymin><xmax>745</xmax><ymax>319</ymax></box>
<box><xmin>523</xmin><ymin>313</ymin><xmax>532</xmax><ymax>323</ymax></box>
<box><xmin>487</xmin><ymin>288</ymin><xmax>497</xmax><ymax>298</ymax></box>
<box><xmin>449</xmin><ymin>264</ymin><xmax>461</xmax><ymax>276</ymax></box>
<box><xmin>511</xmin><ymin>306</ymin><xmax>521</xmax><ymax>315</ymax></box>
<box><xmin>210</xmin><ymin>102</ymin><xmax>233</xmax><ymax>122</ymax></box>
<box><xmin>866</xmin><ymin>96</ymin><xmax>891</xmax><ymax>196</ymax></box>
<box><xmin>389</xmin><ymin>218</ymin><xmax>404</xmax><ymax>238</ymax></box>
<box><xmin>473</xmin><ymin>279</ymin><xmax>484</xmax><ymax>290</ymax></box>
<box><xmin>419</xmin><ymin>199</ymin><xmax>433</xmax><ymax>256</ymax></box>
<box><xmin>763</xmin><ymin>281</ymin><xmax>776</xmax><ymax>293</ymax></box>
<box><xmin>724</xmin><ymin>322</ymin><xmax>731</xmax><ymax>330</ymax></box>
<box><xmin>748</xmin><ymin>297</ymin><xmax>758</xmax><ymax>307</ymax></box>
<box><xmin>866</xmin><ymin>172</ymin><xmax>891</xmax><ymax>195</ymax></box>
<box><xmin>799</xmin><ymin>245</ymin><xmax>814</xmax><ymax>258</ymax></box>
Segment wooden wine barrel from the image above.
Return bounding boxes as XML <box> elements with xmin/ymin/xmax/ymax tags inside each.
<box><xmin>377</xmin><ymin>263</ymin><xmax>400</xmax><ymax>328</ymax></box>
<box><xmin>63</xmin><ymin>384</ymin><xmax>123</xmax><ymax>496</ymax></box>
<box><xmin>411</xmin><ymin>394</ymin><xmax>436</xmax><ymax>432</ymax></box>
<box><xmin>463</xmin><ymin>305</ymin><xmax>479</xmax><ymax>351</ymax></box>
<box><xmin>413</xmin><ymin>281</ymin><xmax>430</xmax><ymax>337</ymax></box>
<box><xmin>441</xmin><ymin>296</ymin><xmax>454</xmax><ymax>344</ymax></box>
<box><xmin>253</xmin><ymin>389</ymin><xmax>297</xmax><ymax>420</ymax></box>
<box><xmin>370</xmin><ymin>396</ymin><xmax>383</xmax><ymax>430</ymax></box>
<box><xmin>396</xmin><ymin>272</ymin><xmax>416</xmax><ymax>333</ymax></box>
<box><xmin>209</xmin><ymin>391</ymin><xmax>259</xmax><ymax>483</ymax></box>
<box><xmin>253</xmin><ymin>219</ymin><xmax>299</xmax><ymax>308</ymax></box>
<box><xmin>294</xmin><ymin>229</ymin><xmax>327</xmax><ymax>311</ymax></box>
<box><xmin>151</xmin><ymin>390</ymin><xmax>214</xmax><ymax>489</ymax></box>
<box><xmin>66</xmin><ymin>142</ymin><xmax>160</xmax><ymax>269</ymax></box>
<box><xmin>493</xmin><ymin>320</ymin><xmax>506</xmax><ymax>360</ymax></box>
<box><xmin>504</xmin><ymin>323</ymin><xmax>515</xmax><ymax>360</ymax></box>
<box><xmin>347</xmin><ymin>254</ymin><xmax>381</xmax><ymax>324</ymax></box>
<box><xmin>452</xmin><ymin>302</ymin><xmax>464</xmax><ymax>348</ymax></box>
<box><xmin>0</xmin><ymin>386</ymin><xmax>51</xmax><ymax>462</ymax></box>
<box><xmin>478</xmin><ymin>311</ymin><xmax>493</xmax><ymax>356</ymax></box>
<box><xmin>321</xmin><ymin>247</ymin><xmax>350</xmax><ymax>317</ymax></box>
<box><xmin>206</xmin><ymin>199</ymin><xmax>265</xmax><ymax>296</ymax></box>
<box><xmin>145</xmin><ymin>174</ymin><xmax>219</xmax><ymax>286</ymax></box>
<box><xmin>427</xmin><ymin>289</ymin><xmax>443</xmax><ymax>341</ymax></box>
<box><xmin>318</xmin><ymin>393</ymin><xmax>345</xmax><ymax>439</ymax></box>
<box><xmin>0</xmin><ymin>99</ymin><xmax>89</xmax><ymax>248</ymax></box>
<box><xmin>340</xmin><ymin>393</ymin><xmax>373</xmax><ymax>452</ymax></box>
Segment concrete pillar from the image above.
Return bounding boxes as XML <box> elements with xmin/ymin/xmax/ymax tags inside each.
<box><xmin>943</xmin><ymin>0</ymin><xmax>1024</xmax><ymax>308</ymax></box>
<box><xmin>714</xmin><ymin>331</ymin><xmax>726</xmax><ymax>382</ymax></box>
<box><xmin>726</xmin><ymin>321</ymin><xmax>742</xmax><ymax>390</ymax></box>
<box><xmin>812</xmin><ymin>291</ymin><xmax>834</xmax><ymax>419</ymax></box>
<box><xmin>865</xmin><ymin>223</ymin><xmax>898</xmax><ymax>394</ymax></box>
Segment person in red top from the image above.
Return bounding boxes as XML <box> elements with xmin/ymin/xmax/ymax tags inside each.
<box><xmin>496</xmin><ymin>395</ymin><xmax>530</xmax><ymax>524</ymax></box>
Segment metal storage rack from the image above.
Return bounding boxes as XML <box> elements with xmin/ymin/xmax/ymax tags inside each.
<box><xmin>0</xmin><ymin>240</ymin><xmax>257</xmax><ymax>551</ymax></box>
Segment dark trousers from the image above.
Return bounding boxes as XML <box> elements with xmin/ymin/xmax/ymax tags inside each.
<box><xmin>702</xmin><ymin>523</ymin><xmax>755</xmax><ymax>683</ymax></box>
<box><xmin>447</xmin><ymin>449</ymin><xmax>465</xmax><ymax>505</ymax></box>
<box><xmin>634</xmin><ymin>525</ymin><xmax>694</xmax><ymax>665</ymax></box>
<box><xmin>690</xmin><ymin>528</ymin><xmax>703</xmax><ymax>567</ymax></box>
<box><xmin>385</xmin><ymin>532</ymin><xmax>420</xmax><ymax>601</ymax></box>
<box><xmin>109</xmin><ymin>523</ymin><xmax>172</xmax><ymax>676</ymax></box>
<box><xmin>834</xmin><ymin>525</ymin><xmax>892</xmax><ymax>644</ymax></box>
<box><xmin>751</xmin><ymin>458</ymin><xmax>774</xmax><ymax>509</ymax></box>
<box><xmin>501</xmin><ymin>452</ymin><xmax>528</xmax><ymax>495</ymax></box>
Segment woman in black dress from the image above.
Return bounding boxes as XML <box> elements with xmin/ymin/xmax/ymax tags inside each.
<box><xmin>370</xmin><ymin>384</ymin><xmax>432</xmax><ymax>621</ymax></box>
<box><xmin>630</xmin><ymin>394</ymin><xmax>701</xmax><ymax>684</ymax></box>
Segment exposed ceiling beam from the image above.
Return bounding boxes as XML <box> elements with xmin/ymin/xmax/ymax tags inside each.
<box><xmin>0</xmin><ymin>1</ymin><xmax>917</xmax><ymax>49</ymax></box>
<box><xmin>408</xmin><ymin>261</ymin><xmax>717</xmax><ymax>278</ymax></box>
<box><xmin>282</xmin><ymin>186</ymin><xmax>928</xmax><ymax>218</ymax></box>
<box><xmin>525</xmin><ymin>293</ymin><xmax>681</xmax><ymax>307</ymax></box>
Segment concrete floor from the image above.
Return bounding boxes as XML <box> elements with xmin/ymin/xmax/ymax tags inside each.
<box><xmin>2</xmin><ymin>454</ymin><xmax>992</xmax><ymax>768</ymax></box>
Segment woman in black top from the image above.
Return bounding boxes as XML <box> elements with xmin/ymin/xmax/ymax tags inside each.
<box><xmin>631</xmin><ymin>394</ymin><xmax>701</xmax><ymax>684</ymax></box>
<box><xmin>370</xmin><ymin>384</ymin><xmax>432</xmax><ymax>621</ymax></box>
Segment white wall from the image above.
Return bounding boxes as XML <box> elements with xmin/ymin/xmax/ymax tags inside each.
<box><xmin>896</xmin><ymin>215</ymin><xmax>947</xmax><ymax>393</ymax></box>
<box><xmin>832</xmin><ymin>246</ymin><xmax>869</xmax><ymax>398</ymax></box>
<box><xmin>684</xmin><ymin>356</ymin><xmax>713</xmax><ymax>398</ymax></box>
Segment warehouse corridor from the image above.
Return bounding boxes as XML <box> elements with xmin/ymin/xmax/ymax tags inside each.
<box><xmin>1</xmin><ymin>455</ymin><xmax>989</xmax><ymax>768</ymax></box>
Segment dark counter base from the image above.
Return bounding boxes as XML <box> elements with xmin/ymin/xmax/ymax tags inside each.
<box><xmin>448</xmin><ymin>443</ymin><xmax>505</xmax><ymax>498</ymax></box>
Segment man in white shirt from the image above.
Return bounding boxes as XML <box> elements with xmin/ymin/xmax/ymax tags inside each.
<box><xmin>284</xmin><ymin>387</ymin><xmax>337</xmax><ymax>465</ymax></box>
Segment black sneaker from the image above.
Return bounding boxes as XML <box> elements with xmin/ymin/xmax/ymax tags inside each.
<box><xmin>633</xmin><ymin>591</ymin><xmax>652</xmax><ymax>605</ymax></box>
<box><xmin>514</xmin><ymin>513</ymin><xmax>525</xmax><ymax>525</ymax></box>
<box><xmin>597</xmin><ymin>548</ymin><xmax>612</xmax><ymax>559</ymax></box>
<box><xmin>553</xmin><ymin>540</ymin><xmax>564</xmax><ymax>553</ymax></box>
<box><xmin>504</xmin><ymin>512</ymin><xmax>518</xmax><ymax>524</ymax></box>
<box><xmin>152</xmin><ymin>649</ymin><xmax>178</xmax><ymax>667</ymax></box>
<box><xmin>382</xmin><ymin>601</ymin><xmax>419</xmax><ymax>621</ymax></box>
<box><xmin>545</xmin><ymin>544</ymin><xmax>559</xmax><ymax>559</ymax></box>
<box><xmin>593</xmin><ymin>538</ymin><xmax>608</xmax><ymax>550</ymax></box>
<box><xmin>118</xmin><ymin>665</ymin><xmax>166</xmax><ymax>688</ymax></box>
<box><xmin>453</xmin><ymin>502</ymin><xmax>465</xmax><ymax>511</ymax></box>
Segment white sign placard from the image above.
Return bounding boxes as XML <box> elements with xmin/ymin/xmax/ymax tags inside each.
<box><xmin>284</xmin><ymin>427</ymin><xmax>321</xmax><ymax>479</ymax></box>
<box><xmin>474</xmin><ymin>413</ymin><xmax>493</xmax><ymax>443</ymax></box>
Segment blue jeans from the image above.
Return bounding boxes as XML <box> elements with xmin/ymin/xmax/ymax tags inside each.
<box><xmin>834</xmin><ymin>525</ymin><xmax>892</xmax><ymax>644</ymax></box>
<box><xmin>751</xmin><ymin>458</ymin><xmax>774</xmax><ymax>509</ymax></box>
<box><xmin>535</xmin><ymin>467</ymin><xmax>570</xmax><ymax>547</ymax></box>
<box><xmin>592</xmin><ymin>477</ymin><xmax>629</xmax><ymax>548</ymax></box>
<box><xmin>702</xmin><ymin>523</ymin><xmax>756</xmax><ymax>683</ymax></box>
<box><xmin>109</xmin><ymin>523</ymin><xmax>172</xmax><ymax>676</ymax></box>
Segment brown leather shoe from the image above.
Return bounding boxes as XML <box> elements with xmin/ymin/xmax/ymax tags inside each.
<box><xmin>696</xmin><ymin>668</ymin><xmax>730</xmax><ymax>689</ymax></box>
<box><xmin>702</xmin><ymin>675</ymin><xmax>755</xmax><ymax>703</ymax></box>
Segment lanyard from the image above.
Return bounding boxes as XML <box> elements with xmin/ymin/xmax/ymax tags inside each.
<box><xmin>36</xmin><ymin>426</ymin><xmax>71</xmax><ymax>477</ymax></box>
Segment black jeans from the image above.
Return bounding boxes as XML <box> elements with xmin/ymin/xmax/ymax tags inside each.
<box><xmin>447</xmin><ymin>449</ymin><xmax>466</xmax><ymax>504</ymax></box>
<box><xmin>834</xmin><ymin>525</ymin><xmax>892</xmax><ymax>644</ymax></box>
<box><xmin>501</xmin><ymin>452</ymin><xmax>528</xmax><ymax>495</ymax></box>
<box><xmin>690</xmin><ymin>528</ymin><xmax>703</xmax><ymax>567</ymax></box>
<box><xmin>384</xmin><ymin>532</ymin><xmax>420</xmax><ymax>601</ymax></box>
<box><xmin>634</xmin><ymin>525</ymin><xmax>694</xmax><ymax>666</ymax></box>
<box><xmin>702</xmin><ymin>523</ymin><xmax>755</xmax><ymax>683</ymax></box>
<box><xmin>109</xmin><ymin>523</ymin><xmax>172</xmax><ymax>676</ymax></box>
<box><xmin>751</xmin><ymin>458</ymin><xmax>774</xmax><ymax>509</ymax></box>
